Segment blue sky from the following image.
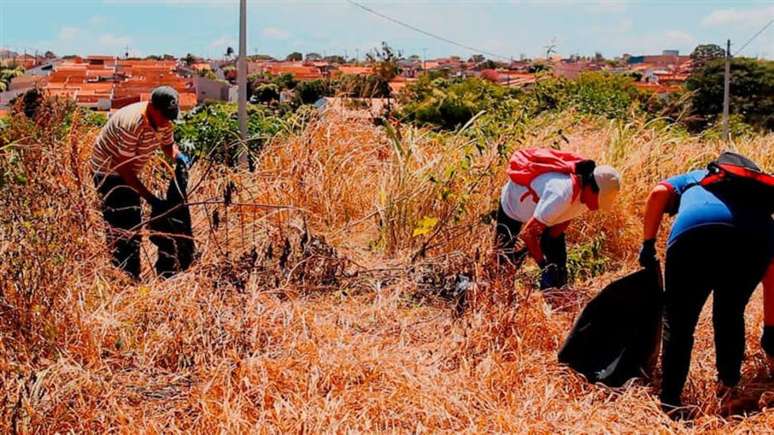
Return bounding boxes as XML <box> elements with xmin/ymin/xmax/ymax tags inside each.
<box><xmin>2</xmin><ymin>1</ymin><xmax>772</xmax><ymax>60</ymax></box>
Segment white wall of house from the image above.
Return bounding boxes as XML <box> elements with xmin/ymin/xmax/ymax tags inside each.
<box><xmin>97</xmin><ymin>97</ymin><xmax>111</xmax><ymax>111</ymax></box>
<box><xmin>194</xmin><ymin>76</ymin><xmax>230</xmax><ymax>103</ymax></box>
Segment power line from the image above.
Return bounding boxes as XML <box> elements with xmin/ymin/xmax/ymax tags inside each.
<box><xmin>345</xmin><ymin>0</ymin><xmax>511</xmax><ymax>61</ymax></box>
<box><xmin>733</xmin><ymin>18</ymin><xmax>773</xmax><ymax>56</ymax></box>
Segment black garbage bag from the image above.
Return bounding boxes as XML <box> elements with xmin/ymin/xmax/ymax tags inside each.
<box><xmin>558</xmin><ymin>266</ymin><xmax>663</xmax><ymax>387</ymax></box>
<box><xmin>149</xmin><ymin>161</ymin><xmax>195</xmax><ymax>278</ymax></box>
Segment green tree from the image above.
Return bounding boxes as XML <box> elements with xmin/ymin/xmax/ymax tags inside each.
<box><xmin>0</xmin><ymin>67</ymin><xmax>24</xmax><ymax>91</ymax></box>
<box><xmin>197</xmin><ymin>68</ymin><xmax>218</xmax><ymax>80</ymax></box>
<box><xmin>324</xmin><ymin>55</ymin><xmax>346</xmax><ymax>64</ymax></box>
<box><xmin>249</xmin><ymin>54</ymin><xmax>276</xmax><ymax>61</ymax></box>
<box><xmin>367</xmin><ymin>42</ymin><xmax>401</xmax><ymax>83</ymax></box>
<box><xmin>271</xmin><ymin>73</ymin><xmax>298</xmax><ymax>90</ymax></box>
<box><xmin>528</xmin><ymin>62</ymin><xmax>551</xmax><ymax>73</ymax></box>
<box><xmin>479</xmin><ymin>60</ymin><xmax>499</xmax><ymax>70</ymax></box>
<box><xmin>690</xmin><ymin>44</ymin><xmax>725</xmax><ymax>70</ymax></box>
<box><xmin>183</xmin><ymin>53</ymin><xmax>198</xmax><ymax>66</ymax></box>
<box><xmin>469</xmin><ymin>54</ymin><xmax>485</xmax><ymax>64</ymax></box>
<box><xmin>225</xmin><ymin>46</ymin><xmax>234</xmax><ymax>59</ymax></box>
<box><xmin>251</xmin><ymin>83</ymin><xmax>280</xmax><ymax>104</ymax></box>
<box><xmin>686</xmin><ymin>57</ymin><xmax>774</xmax><ymax>130</ymax></box>
<box><xmin>294</xmin><ymin>79</ymin><xmax>336</xmax><ymax>105</ymax></box>
<box><xmin>305</xmin><ymin>52</ymin><xmax>322</xmax><ymax>61</ymax></box>
<box><xmin>286</xmin><ymin>52</ymin><xmax>303</xmax><ymax>62</ymax></box>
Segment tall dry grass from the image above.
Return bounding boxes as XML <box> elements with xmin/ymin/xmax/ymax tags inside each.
<box><xmin>1</xmin><ymin>101</ymin><xmax>774</xmax><ymax>433</ymax></box>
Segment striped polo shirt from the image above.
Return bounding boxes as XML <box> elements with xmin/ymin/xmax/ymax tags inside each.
<box><xmin>91</xmin><ymin>102</ymin><xmax>175</xmax><ymax>175</ymax></box>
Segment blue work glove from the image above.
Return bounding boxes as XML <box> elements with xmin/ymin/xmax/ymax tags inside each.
<box><xmin>639</xmin><ymin>239</ymin><xmax>658</xmax><ymax>269</ymax></box>
<box><xmin>175</xmin><ymin>152</ymin><xmax>192</xmax><ymax>168</ymax></box>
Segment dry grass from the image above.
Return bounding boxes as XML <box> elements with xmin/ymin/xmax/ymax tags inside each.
<box><xmin>2</xmin><ymin>103</ymin><xmax>774</xmax><ymax>433</ymax></box>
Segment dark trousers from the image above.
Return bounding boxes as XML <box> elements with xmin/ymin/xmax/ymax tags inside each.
<box><xmin>660</xmin><ymin>225</ymin><xmax>771</xmax><ymax>405</ymax></box>
<box><xmin>94</xmin><ymin>174</ymin><xmax>142</xmax><ymax>279</ymax></box>
<box><xmin>494</xmin><ymin>204</ymin><xmax>568</xmax><ymax>288</ymax></box>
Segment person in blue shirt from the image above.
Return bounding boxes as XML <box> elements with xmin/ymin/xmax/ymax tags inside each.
<box><xmin>639</xmin><ymin>167</ymin><xmax>774</xmax><ymax>413</ymax></box>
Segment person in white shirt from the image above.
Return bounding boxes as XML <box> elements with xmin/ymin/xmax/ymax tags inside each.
<box><xmin>495</xmin><ymin>164</ymin><xmax>621</xmax><ymax>289</ymax></box>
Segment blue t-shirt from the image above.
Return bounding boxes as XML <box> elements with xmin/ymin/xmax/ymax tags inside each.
<box><xmin>664</xmin><ymin>169</ymin><xmax>771</xmax><ymax>247</ymax></box>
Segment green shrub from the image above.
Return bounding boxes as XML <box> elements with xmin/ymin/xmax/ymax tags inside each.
<box><xmin>174</xmin><ymin>102</ymin><xmax>293</xmax><ymax>164</ymax></box>
<box><xmin>398</xmin><ymin>76</ymin><xmax>516</xmax><ymax>130</ymax></box>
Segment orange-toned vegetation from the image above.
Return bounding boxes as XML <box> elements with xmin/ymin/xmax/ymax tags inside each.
<box><xmin>1</xmin><ymin>100</ymin><xmax>774</xmax><ymax>432</ymax></box>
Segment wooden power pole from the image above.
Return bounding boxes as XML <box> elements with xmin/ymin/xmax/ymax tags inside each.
<box><xmin>722</xmin><ymin>39</ymin><xmax>731</xmax><ymax>143</ymax></box>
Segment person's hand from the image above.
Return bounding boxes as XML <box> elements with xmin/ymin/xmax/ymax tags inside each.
<box><xmin>639</xmin><ymin>239</ymin><xmax>658</xmax><ymax>269</ymax></box>
<box><xmin>175</xmin><ymin>152</ymin><xmax>192</xmax><ymax>168</ymax></box>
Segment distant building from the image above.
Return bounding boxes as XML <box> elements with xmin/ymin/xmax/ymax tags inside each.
<box><xmin>553</xmin><ymin>61</ymin><xmax>600</xmax><ymax>79</ymax></box>
<box><xmin>193</xmin><ymin>75</ymin><xmax>236</xmax><ymax>103</ymax></box>
<box><xmin>9</xmin><ymin>75</ymin><xmax>46</xmax><ymax>91</ymax></box>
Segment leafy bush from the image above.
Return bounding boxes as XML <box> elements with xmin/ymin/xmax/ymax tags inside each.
<box><xmin>398</xmin><ymin>76</ymin><xmax>516</xmax><ymax>130</ymax></box>
<box><xmin>252</xmin><ymin>83</ymin><xmax>280</xmax><ymax>104</ymax></box>
<box><xmin>398</xmin><ymin>71</ymin><xmax>643</xmax><ymax>131</ymax></box>
<box><xmin>174</xmin><ymin>102</ymin><xmax>294</xmax><ymax>164</ymax></box>
<box><xmin>294</xmin><ymin>79</ymin><xmax>336</xmax><ymax>105</ymax></box>
<box><xmin>527</xmin><ymin>72</ymin><xmax>640</xmax><ymax>119</ymax></box>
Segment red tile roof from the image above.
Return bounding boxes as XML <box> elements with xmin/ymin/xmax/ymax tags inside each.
<box><xmin>43</xmin><ymin>55</ymin><xmax>198</xmax><ymax>111</ymax></box>
<box><xmin>263</xmin><ymin>64</ymin><xmax>323</xmax><ymax>80</ymax></box>
<box><xmin>337</xmin><ymin>66</ymin><xmax>372</xmax><ymax>76</ymax></box>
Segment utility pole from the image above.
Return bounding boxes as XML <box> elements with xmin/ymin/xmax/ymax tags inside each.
<box><xmin>237</xmin><ymin>0</ymin><xmax>248</xmax><ymax>166</ymax></box>
<box><xmin>422</xmin><ymin>47</ymin><xmax>427</xmax><ymax>71</ymax></box>
<box><xmin>722</xmin><ymin>39</ymin><xmax>731</xmax><ymax>143</ymax></box>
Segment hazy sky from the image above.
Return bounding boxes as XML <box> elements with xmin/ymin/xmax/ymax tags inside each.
<box><xmin>2</xmin><ymin>1</ymin><xmax>772</xmax><ymax>60</ymax></box>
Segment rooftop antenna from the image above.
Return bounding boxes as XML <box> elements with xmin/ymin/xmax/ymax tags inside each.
<box><xmin>544</xmin><ymin>37</ymin><xmax>558</xmax><ymax>59</ymax></box>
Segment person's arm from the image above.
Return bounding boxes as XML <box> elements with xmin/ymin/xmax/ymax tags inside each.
<box><xmin>761</xmin><ymin>261</ymin><xmax>774</xmax><ymax>358</ymax></box>
<box><xmin>643</xmin><ymin>183</ymin><xmax>674</xmax><ymax>241</ymax></box>
<box><xmin>764</xmin><ymin>261</ymin><xmax>774</xmax><ymax>326</ymax></box>
<box><xmin>162</xmin><ymin>142</ymin><xmax>180</xmax><ymax>161</ymax></box>
<box><xmin>548</xmin><ymin>220</ymin><xmax>571</xmax><ymax>238</ymax></box>
<box><xmin>115</xmin><ymin>164</ymin><xmax>159</xmax><ymax>204</ymax></box>
<box><xmin>520</xmin><ymin>217</ymin><xmax>547</xmax><ymax>265</ymax></box>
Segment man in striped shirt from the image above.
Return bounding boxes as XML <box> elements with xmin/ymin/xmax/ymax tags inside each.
<box><xmin>92</xmin><ymin>86</ymin><xmax>190</xmax><ymax>279</ymax></box>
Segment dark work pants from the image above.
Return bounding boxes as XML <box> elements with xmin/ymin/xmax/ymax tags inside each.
<box><xmin>94</xmin><ymin>174</ymin><xmax>142</xmax><ymax>279</ymax></box>
<box><xmin>660</xmin><ymin>225</ymin><xmax>771</xmax><ymax>406</ymax></box>
<box><xmin>494</xmin><ymin>204</ymin><xmax>568</xmax><ymax>287</ymax></box>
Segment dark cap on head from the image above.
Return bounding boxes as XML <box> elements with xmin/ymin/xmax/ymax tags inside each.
<box><xmin>150</xmin><ymin>86</ymin><xmax>179</xmax><ymax>120</ymax></box>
